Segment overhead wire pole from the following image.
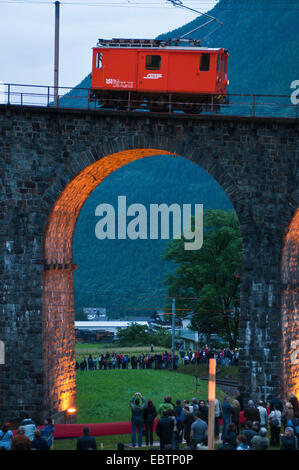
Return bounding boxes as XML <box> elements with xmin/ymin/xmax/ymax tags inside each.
<box><xmin>54</xmin><ymin>1</ymin><xmax>60</xmax><ymax>107</ymax></box>
<box><xmin>171</xmin><ymin>297</ymin><xmax>176</xmax><ymax>370</ymax></box>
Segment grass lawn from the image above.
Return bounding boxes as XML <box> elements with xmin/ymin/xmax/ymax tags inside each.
<box><xmin>75</xmin><ymin>368</ymin><xmax>226</xmax><ymax>423</ymax></box>
<box><xmin>53</xmin><ymin>366</ymin><xmax>227</xmax><ymax>450</ymax></box>
<box><xmin>52</xmin><ymin>343</ymin><xmax>239</xmax><ymax>450</ymax></box>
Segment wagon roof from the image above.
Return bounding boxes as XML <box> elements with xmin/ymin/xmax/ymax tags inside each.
<box><xmin>96</xmin><ymin>38</ymin><xmax>226</xmax><ymax>52</ymax></box>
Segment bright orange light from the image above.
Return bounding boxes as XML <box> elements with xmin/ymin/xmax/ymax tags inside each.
<box><xmin>42</xmin><ymin>149</ymin><xmax>175</xmax><ymax>415</ymax></box>
<box><xmin>281</xmin><ymin>209</ymin><xmax>299</xmax><ymax>401</ymax></box>
<box><xmin>208</xmin><ymin>358</ymin><xmax>216</xmax><ymax>401</ymax></box>
<box><xmin>66</xmin><ymin>407</ymin><xmax>77</xmax><ymax>415</ymax></box>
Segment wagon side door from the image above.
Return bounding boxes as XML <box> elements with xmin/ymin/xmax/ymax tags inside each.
<box><xmin>137</xmin><ymin>51</ymin><xmax>168</xmax><ymax>92</ymax></box>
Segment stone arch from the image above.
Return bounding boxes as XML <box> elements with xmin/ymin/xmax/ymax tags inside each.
<box><xmin>281</xmin><ymin>208</ymin><xmax>299</xmax><ymax>400</ymax></box>
<box><xmin>42</xmin><ymin>147</ymin><xmax>243</xmax><ymax>419</ymax></box>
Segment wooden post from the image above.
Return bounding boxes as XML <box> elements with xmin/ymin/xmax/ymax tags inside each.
<box><xmin>0</xmin><ymin>341</ymin><xmax>4</xmax><ymax>364</ymax></box>
<box><xmin>207</xmin><ymin>358</ymin><xmax>216</xmax><ymax>450</ymax></box>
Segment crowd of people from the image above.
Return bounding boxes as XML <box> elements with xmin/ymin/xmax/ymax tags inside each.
<box><xmin>76</xmin><ymin>346</ymin><xmax>239</xmax><ymax>372</ymax></box>
<box><xmin>1</xmin><ymin>392</ymin><xmax>298</xmax><ymax>450</ymax></box>
<box><xmin>126</xmin><ymin>391</ymin><xmax>299</xmax><ymax>450</ymax></box>
<box><xmin>0</xmin><ymin>416</ymin><xmax>54</xmax><ymax>451</ymax></box>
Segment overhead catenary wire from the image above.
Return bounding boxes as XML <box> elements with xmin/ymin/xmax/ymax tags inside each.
<box><xmin>0</xmin><ymin>0</ymin><xmax>296</xmax><ymax>7</ymax></box>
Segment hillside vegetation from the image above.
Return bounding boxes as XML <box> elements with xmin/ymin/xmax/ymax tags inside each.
<box><xmin>73</xmin><ymin>156</ymin><xmax>232</xmax><ymax>317</ymax></box>
<box><xmin>72</xmin><ymin>0</ymin><xmax>298</xmax><ymax>318</ymax></box>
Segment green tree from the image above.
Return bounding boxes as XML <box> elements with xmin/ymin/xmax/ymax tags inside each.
<box><xmin>117</xmin><ymin>323</ymin><xmax>172</xmax><ymax>348</ymax></box>
<box><xmin>162</xmin><ymin>209</ymin><xmax>242</xmax><ymax>348</ymax></box>
<box><xmin>117</xmin><ymin>323</ymin><xmax>149</xmax><ymax>344</ymax></box>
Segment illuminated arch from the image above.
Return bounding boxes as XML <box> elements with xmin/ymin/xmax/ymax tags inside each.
<box><xmin>281</xmin><ymin>208</ymin><xmax>299</xmax><ymax>400</ymax></box>
<box><xmin>42</xmin><ymin>149</ymin><xmax>175</xmax><ymax>416</ymax></box>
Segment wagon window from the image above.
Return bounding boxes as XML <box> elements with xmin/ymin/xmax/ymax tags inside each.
<box><xmin>146</xmin><ymin>55</ymin><xmax>161</xmax><ymax>70</ymax></box>
<box><xmin>200</xmin><ymin>53</ymin><xmax>210</xmax><ymax>71</ymax></box>
<box><xmin>220</xmin><ymin>55</ymin><xmax>223</xmax><ymax>72</ymax></box>
<box><xmin>96</xmin><ymin>52</ymin><xmax>103</xmax><ymax>69</ymax></box>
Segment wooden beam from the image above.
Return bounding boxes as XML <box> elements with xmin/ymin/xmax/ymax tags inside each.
<box><xmin>208</xmin><ymin>358</ymin><xmax>216</xmax><ymax>450</ymax></box>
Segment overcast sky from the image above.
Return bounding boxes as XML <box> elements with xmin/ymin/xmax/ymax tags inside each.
<box><xmin>0</xmin><ymin>0</ymin><xmax>216</xmax><ymax>89</ymax></box>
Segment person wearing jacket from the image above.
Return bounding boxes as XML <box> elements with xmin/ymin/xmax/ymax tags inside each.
<box><xmin>231</xmin><ymin>399</ymin><xmax>241</xmax><ymax>434</ymax></box>
<box><xmin>257</xmin><ymin>400</ymin><xmax>268</xmax><ymax>429</ymax></box>
<box><xmin>221</xmin><ymin>396</ymin><xmax>233</xmax><ymax>440</ymax></box>
<box><xmin>156</xmin><ymin>410</ymin><xmax>174</xmax><ymax>450</ymax></box>
<box><xmin>214</xmin><ymin>397</ymin><xmax>222</xmax><ymax>439</ymax></box>
<box><xmin>143</xmin><ymin>399</ymin><xmax>157</xmax><ymax>447</ymax></box>
<box><xmin>76</xmin><ymin>427</ymin><xmax>97</xmax><ymax>450</ymax></box>
<box><xmin>30</xmin><ymin>429</ymin><xmax>50</xmax><ymax>451</ymax></box>
<box><xmin>280</xmin><ymin>427</ymin><xmax>297</xmax><ymax>450</ymax></box>
<box><xmin>225</xmin><ymin>422</ymin><xmax>237</xmax><ymax>449</ymax></box>
<box><xmin>243</xmin><ymin>400</ymin><xmax>261</xmax><ymax>423</ymax></box>
<box><xmin>130</xmin><ymin>392</ymin><xmax>146</xmax><ymax>448</ymax></box>
<box><xmin>268</xmin><ymin>405</ymin><xmax>282</xmax><ymax>447</ymax></box>
<box><xmin>20</xmin><ymin>416</ymin><xmax>37</xmax><ymax>442</ymax></box>
<box><xmin>40</xmin><ymin>418</ymin><xmax>55</xmax><ymax>449</ymax></box>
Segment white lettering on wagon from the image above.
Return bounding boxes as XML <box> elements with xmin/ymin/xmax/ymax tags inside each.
<box><xmin>105</xmin><ymin>78</ymin><xmax>133</xmax><ymax>88</ymax></box>
<box><xmin>143</xmin><ymin>73</ymin><xmax>163</xmax><ymax>79</ymax></box>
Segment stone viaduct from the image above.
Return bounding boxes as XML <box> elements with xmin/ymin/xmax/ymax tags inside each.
<box><xmin>0</xmin><ymin>104</ymin><xmax>298</xmax><ymax>423</ymax></box>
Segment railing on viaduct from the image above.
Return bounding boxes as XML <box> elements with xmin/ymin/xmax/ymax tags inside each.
<box><xmin>0</xmin><ymin>83</ymin><xmax>298</xmax><ymax>119</ymax></box>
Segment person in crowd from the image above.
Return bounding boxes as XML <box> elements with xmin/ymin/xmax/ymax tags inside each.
<box><xmin>40</xmin><ymin>418</ymin><xmax>55</xmax><ymax>449</ymax></box>
<box><xmin>174</xmin><ymin>400</ymin><xmax>184</xmax><ymax>422</ymax></box>
<box><xmin>76</xmin><ymin>427</ymin><xmax>97</xmax><ymax>450</ymax></box>
<box><xmin>130</xmin><ymin>392</ymin><xmax>146</xmax><ymax>448</ymax></box>
<box><xmin>183</xmin><ymin>399</ymin><xmax>193</xmax><ymax>414</ymax></box>
<box><xmin>88</xmin><ymin>354</ymin><xmax>94</xmax><ymax>371</ymax></box>
<box><xmin>217</xmin><ymin>436</ymin><xmax>235</xmax><ymax>450</ymax></box>
<box><xmin>167</xmin><ymin>409</ymin><xmax>178</xmax><ymax>449</ymax></box>
<box><xmin>257</xmin><ymin>400</ymin><xmax>268</xmax><ymax>429</ymax></box>
<box><xmin>11</xmin><ymin>426</ymin><xmax>31</xmax><ymax>451</ymax></box>
<box><xmin>241</xmin><ymin>420</ymin><xmax>257</xmax><ymax>447</ymax></box>
<box><xmin>0</xmin><ymin>423</ymin><xmax>13</xmax><ymax>450</ymax></box>
<box><xmin>280</xmin><ymin>426</ymin><xmax>297</xmax><ymax>451</ymax></box>
<box><xmin>231</xmin><ymin>399</ymin><xmax>241</xmax><ymax>435</ymax></box>
<box><xmin>250</xmin><ymin>427</ymin><xmax>269</xmax><ymax>450</ymax></box>
<box><xmin>158</xmin><ymin>395</ymin><xmax>175</xmax><ymax>415</ymax></box>
<box><xmin>288</xmin><ymin>393</ymin><xmax>299</xmax><ymax>414</ymax></box>
<box><xmin>143</xmin><ymin>399</ymin><xmax>157</xmax><ymax>447</ymax></box>
<box><xmin>252</xmin><ymin>420</ymin><xmax>260</xmax><ymax>434</ymax></box>
<box><xmin>30</xmin><ymin>429</ymin><xmax>49</xmax><ymax>450</ymax></box>
<box><xmin>269</xmin><ymin>394</ymin><xmax>284</xmax><ymax>413</ymax></box>
<box><xmin>225</xmin><ymin>422</ymin><xmax>237</xmax><ymax>449</ymax></box>
<box><xmin>80</xmin><ymin>357</ymin><xmax>87</xmax><ymax>371</ymax></box>
<box><xmin>268</xmin><ymin>404</ymin><xmax>282</xmax><ymax>447</ymax></box>
<box><xmin>183</xmin><ymin>406</ymin><xmax>194</xmax><ymax>447</ymax></box>
<box><xmin>198</xmin><ymin>400</ymin><xmax>209</xmax><ymax>424</ymax></box>
<box><xmin>243</xmin><ymin>400</ymin><xmax>260</xmax><ymax>423</ymax></box>
<box><xmin>190</xmin><ymin>412</ymin><xmax>208</xmax><ymax>449</ymax></box>
<box><xmin>281</xmin><ymin>402</ymin><xmax>294</xmax><ymax>430</ymax></box>
<box><xmin>235</xmin><ymin>390</ymin><xmax>244</xmax><ymax>411</ymax></box>
<box><xmin>287</xmin><ymin>411</ymin><xmax>299</xmax><ymax>442</ymax></box>
<box><xmin>221</xmin><ymin>396</ymin><xmax>233</xmax><ymax>439</ymax></box>
<box><xmin>214</xmin><ymin>396</ymin><xmax>222</xmax><ymax>439</ymax></box>
<box><xmin>156</xmin><ymin>410</ymin><xmax>174</xmax><ymax>450</ymax></box>
<box><xmin>20</xmin><ymin>415</ymin><xmax>37</xmax><ymax>442</ymax></box>
<box><xmin>236</xmin><ymin>434</ymin><xmax>250</xmax><ymax>450</ymax></box>
<box><xmin>191</xmin><ymin>398</ymin><xmax>199</xmax><ymax>412</ymax></box>
<box><xmin>172</xmin><ymin>409</ymin><xmax>183</xmax><ymax>450</ymax></box>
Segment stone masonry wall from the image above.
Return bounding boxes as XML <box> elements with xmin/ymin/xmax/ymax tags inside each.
<box><xmin>0</xmin><ymin>104</ymin><xmax>298</xmax><ymax>422</ymax></box>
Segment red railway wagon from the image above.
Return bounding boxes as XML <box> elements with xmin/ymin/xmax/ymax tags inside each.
<box><xmin>90</xmin><ymin>38</ymin><xmax>229</xmax><ymax>113</ymax></box>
